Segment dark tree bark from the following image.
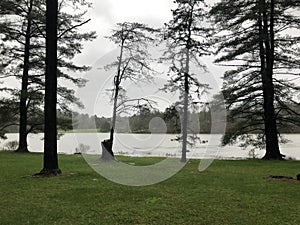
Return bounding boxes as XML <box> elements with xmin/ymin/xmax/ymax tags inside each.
<box><xmin>1</xmin><ymin>0</ymin><xmax>95</xmax><ymax>152</ymax></box>
<box><xmin>40</xmin><ymin>0</ymin><xmax>61</xmax><ymax>175</ymax></box>
<box><xmin>104</xmin><ymin>40</ymin><xmax>124</xmax><ymax>160</ymax></box>
<box><xmin>101</xmin><ymin>139</ymin><xmax>114</xmax><ymax>161</ymax></box>
<box><xmin>15</xmin><ymin>0</ymin><xmax>33</xmax><ymax>153</ymax></box>
<box><xmin>259</xmin><ymin>0</ymin><xmax>282</xmax><ymax>160</ymax></box>
<box><xmin>210</xmin><ymin>0</ymin><xmax>295</xmax><ymax>159</ymax></box>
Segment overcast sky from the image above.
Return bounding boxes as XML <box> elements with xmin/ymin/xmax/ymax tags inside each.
<box><xmin>75</xmin><ymin>0</ymin><xmax>221</xmax><ymax>65</ymax></box>
<box><xmin>1</xmin><ymin>0</ymin><xmax>224</xmax><ymax>117</ymax></box>
<box><xmin>74</xmin><ymin>0</ymin><xmax>174</xmax><ymax>65</ymax></box>
<box><xmin>70</xmin><ymin>0</ymin><xmax>227</xmax><ymax>117</ymax></box>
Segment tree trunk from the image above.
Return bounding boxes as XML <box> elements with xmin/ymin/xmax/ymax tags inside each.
<box><xmin>106</xmin><ymin>81</ymin><xmax>118</xmax><ymax>159</ymax></box>
<box><xmin>16</xmin><ymin>0</ymin><xmax>33</xmax><ymax>153</ymax></box>
<box><xmin>259</xmin><ymin>0</ymin><xmax>283</xmax><ymax>160</ymax></box>
<box><xmin>103</xmin><ymin>40</ymin><xmax>125</xmax><ymax>160</ymax></box>
<box><xmin>181</xmin><ymin>7</ymin><xmax>194</xmax><ymax>163</ymax></box>
<box><xmin>181</xmin><ymin>47</ymin><xmax>190</xmax><ymax>163</ymax></box>
<box><xmin>181</xmin><ymin>73</ymin><xmax>189</xmax><ymax>162</ymax></box>
<box><xmin>40</xmin><ymin>0</ymin><xmax>61</xmax><ymax>175</ymax></box>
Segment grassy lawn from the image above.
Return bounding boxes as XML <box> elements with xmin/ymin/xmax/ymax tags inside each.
<box><xmin>0</xmin><ymin>151</ymin><xmax>299</xmax><ymax>225</ymax></box>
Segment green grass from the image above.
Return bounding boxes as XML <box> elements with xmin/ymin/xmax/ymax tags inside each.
<box><xmin>0</xmin><ymin>151</ymin><xmax>299</xmax><ymax>225</ymax></box>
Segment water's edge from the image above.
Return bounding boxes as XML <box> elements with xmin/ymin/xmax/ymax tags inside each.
<box><xmin>1</xmin><ymin>133</ymin><xmax>299</xmax><ymax>160</ymax></box>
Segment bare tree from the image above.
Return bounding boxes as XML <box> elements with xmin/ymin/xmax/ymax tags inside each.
<box><xmin>102</xmin><ymin>22</ymin><xmax>158</xmax><ymax>160</ymax></box>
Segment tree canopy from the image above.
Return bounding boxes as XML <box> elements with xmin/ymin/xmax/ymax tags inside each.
<box><xmin>162</xmin><ymin>0</ymin><xmax>212</xmax><ymax>162</ymax></box>
<box><xmin>0</xmin><ymin>0</ymin><xmax>96</xmax><ymax>152</ymax></box>
<box><xmin>210</xmin><ymin>0</ymin><xmax>300</xmax><ymax>159</ymax></box>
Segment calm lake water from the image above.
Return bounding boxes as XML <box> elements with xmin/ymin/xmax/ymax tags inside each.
<box><xmin>1</xmin><ymin>133</ymin><xmax>300</xmax><ymax>160</ymax></box>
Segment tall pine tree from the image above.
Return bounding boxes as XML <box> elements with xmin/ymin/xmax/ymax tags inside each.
<box><xmin>162</xmin><ymin>0</ymin><xmax>211</xmax><ymax>162</ymax></box>
<box><xmin>41</xmin><ymin>0</ymin><xmax>60</xmax><ymax>175</ymax></box>
<box><xmin>210</xmin><ymin>0</ymin><xmax>300</xmax><ymax>159</ymax></box>
<box><xmin>0</xmin><ymin>0</ymin><xmax>96</xmax><ymax>152</ymax></box>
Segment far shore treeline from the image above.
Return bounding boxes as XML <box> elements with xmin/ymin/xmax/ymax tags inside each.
<box><xmin>4</xmin><ymin>104</ymin><xmax>300</xmax><ymax>134</ymax></box>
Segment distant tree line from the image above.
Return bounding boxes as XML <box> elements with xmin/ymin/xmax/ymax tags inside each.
<box><xmin>4</xmin><ymin>100</ymin><xmax>300</xmax><ymax>135</ymax></box>
<box><xmin>72</xmin><ymin>106</ymin><xmax>203</xmax><ymax>134</ymax></box>
<box><xmin>74</xmin><ymin>101</ymin><xmax>300</xmax><ymax>134</ymax></box>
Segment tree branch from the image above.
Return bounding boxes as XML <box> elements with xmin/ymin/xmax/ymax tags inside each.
<box><xmin>58</xmin><ymin>19</ymin><xmax>91</xmax><ymax>39</ymax></box>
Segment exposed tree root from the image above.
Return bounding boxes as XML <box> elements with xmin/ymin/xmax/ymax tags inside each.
<box><xmin>33</xmin><ymin>169</ymin><xmax>62</xmax><ymax>177</ymax></box>
<box><xmin>15</xmin><ymin>147</ymin><xmax>30</xmax><ymax>153</ymax></box>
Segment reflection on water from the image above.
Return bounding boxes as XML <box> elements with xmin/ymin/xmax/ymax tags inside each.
<box><xmin>1</xmin><ymin>133</ymin><xmax>299</xmax><ymax>160</ymax></box>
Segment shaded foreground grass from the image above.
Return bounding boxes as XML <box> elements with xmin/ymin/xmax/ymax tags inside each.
<box><xmin>0</xmin><ymin>151</ymin><xmax>299</xmax><ymax>225</ymax></box>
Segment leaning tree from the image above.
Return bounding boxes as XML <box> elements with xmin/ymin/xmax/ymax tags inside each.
<box><xmin>210</xmin><ymin>0</ymin><xmax>300</xmax><ymax>159</ymax></box>
<box><xmin>102</xmin><ymin>22</ymin><xmax>158</xmax><ymax>160</ymax></box>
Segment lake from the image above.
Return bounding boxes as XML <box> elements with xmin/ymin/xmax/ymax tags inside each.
<box><xmin>1</xmin><ymin>133</ymin><xmax>300</xmax><ymax>160</ymax></box>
